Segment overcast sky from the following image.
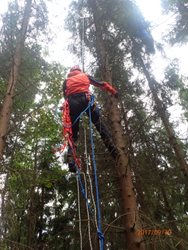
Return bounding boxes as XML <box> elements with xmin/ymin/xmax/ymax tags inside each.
<box><xmin>46</xmin><ymin>0</ymin><xmax>188</xmax><ymax>79</ymax></box>
<box><xmin>0</xmin><ymin>0</ymin><xmax>188</xmax><ymax>78</ymax></box>
<box><xmin>137</xmin><ymin>0</ymin><xmax>188</xmax><ymax>79</ymax></box>
<box><xmin>0</xmin><ymin>0</ymin><xmax>187</xmax><ymax>135</ymax></box>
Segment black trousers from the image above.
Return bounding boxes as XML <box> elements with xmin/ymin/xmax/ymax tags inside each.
<box><xmin>67</xmin><ymin>93</ymin><xmax>116</xmax><ymax>159</ymax></box>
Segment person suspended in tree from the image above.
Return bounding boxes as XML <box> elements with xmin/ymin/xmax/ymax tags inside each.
<box><xmin>62</xmin><ymin>65</ymin><xmax>118</xmax><ymax>173</ymax></box>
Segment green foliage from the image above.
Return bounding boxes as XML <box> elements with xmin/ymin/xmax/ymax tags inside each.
<box><xmin>161</xmin><ymin>0</ymin><xmax>188</xmax><ymax>44</ymax></box>
<box><xmin>65</xmin><ymin>0</ymin><xmax>188</xmax><ymax>249</ymax></box>
<box><xmin>164</xmin><ymin>59</ymin><xmax>188</xmax><ymax>120</ymax></box>
<box><xmin>1</xmin><ymin>0</ymin><xmax>188</xmax><ymax>249</ymax></box>
<box><xmin>2</xmin><ymin>60</ymin><xmax>70</xmax><ymax>249</ymax></box>
<box><xmin>65</xmin><ymin>0</ymin><xmax>154</xmax><ymax>71</ymax></box>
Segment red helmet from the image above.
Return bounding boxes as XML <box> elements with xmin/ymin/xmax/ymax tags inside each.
<box><xmin>70</xmin><ymin>65</ymin><xmax>81</xmax><ymax>72</ymax></box>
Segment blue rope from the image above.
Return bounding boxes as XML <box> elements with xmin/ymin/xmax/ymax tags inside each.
<box><xmin>72</xmin><ymin>96</ymin><xmax>94</xmax><ymax>127</ymax></box>
<box><xmin>76</xmin><ymin>168</ymin><xmax>93</xmax><ymax>216</ymax></box>
<box><xmin>73</xmin><ymin>95</ymin><xmax>95</xmax><ymax>217</ymax></box>
<box><xmin>71</xmin><ymin>95</ymin><xmax>104</xmax><ymax>249</ymax></box>
<box><xmin>88</xmin><ymin>96</ymin><xmax>105</xmax><ymax>250</ymax></box>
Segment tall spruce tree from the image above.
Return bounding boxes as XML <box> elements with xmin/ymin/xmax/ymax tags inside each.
<box><xmin>0</xmin><ymin>0</ymin><xmax>49</xmax><ymax>164</ymax></box>
<box><xmin>1</xmin><ymin>0</ymin><xmax>188</xmax><ymax>249</ymax></box>
<box><xmin>65</xmin><ymin>0</ymin><xmax>157</xmax><ymax>249</ymax></box>
<box><xmin>161</xmin><ymin>0</ymin><xmax>188</xmax><ymax>44</ymax></box>
<box><xmin>0</xmin><ymin>0</ymin><xmax>33</xmax><ymax>162</ymax></box>
<box><xmin>65</xmin><ymin>0</ymin><xmax>188</xmax><ymax>249</ymax></box>
<box><xmin>135</xmin><ymin>55</ymin><xmax>188</xmax><ymax>178</ymax></box>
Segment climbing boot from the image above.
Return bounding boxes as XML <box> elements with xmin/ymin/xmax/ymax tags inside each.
<box><xmin>67</xmin><ymin>155</ymin><xmax>77</xmax><ymax>173</ymax></box>
<box><xmin>67</xmin><ymin>147</ymin><xmax>77</xmax><ymax>173</ymax></box>
<box><xmin>68</xmin><ymin>160</ymin><xmax>77</xmax><ymax>173</ymax></box>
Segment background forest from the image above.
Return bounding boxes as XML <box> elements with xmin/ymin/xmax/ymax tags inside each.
<box><xmin>0</xmin><ymin>0</ymin><xmax>188</xmax><ymax>249</ymax></box>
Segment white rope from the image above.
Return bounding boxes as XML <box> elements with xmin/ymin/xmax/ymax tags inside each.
<box><xmin>77</xmin><ymin>176</ymin><xmax>83</xmax><ymax>250</ymax></box>
<box><xmin>84</xmin><ymin>129</ymin><xmax>98</xmax><ymax>229</ymax></box>
<box><xmin>80</xmin><ymin>2</ymin><xmax>90</xmax><ymax>72</ymax></box>
<box><xmin>87</xmin><ymin>155</ymin><xmax>98</xmax><ymax>229</ymax></box>
<box><xmin>84</xmin><ymin>129</ymin><xmax>93</xmax><ymax>249</ymax></box>
<box><xmin>81</xmin><ymin>16</ymin><xmax>85</xmax><ymax>72</ymax></box>
<box><xmin>82</xmin><ymin>172</ymin><xmax>93</xmax><ymax>250</ymax></box>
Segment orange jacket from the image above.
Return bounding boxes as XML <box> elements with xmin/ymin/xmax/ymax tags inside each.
<box><xmin>63</xmin><ymin>70</ymin><xmax>117</xmax><ymax>97</ymax></box>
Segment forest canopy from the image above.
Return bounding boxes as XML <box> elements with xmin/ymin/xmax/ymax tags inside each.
<box><xmin>0</xmin><ymin>0</ymin><xmax>188</xmax><ymax>249</ymax></box>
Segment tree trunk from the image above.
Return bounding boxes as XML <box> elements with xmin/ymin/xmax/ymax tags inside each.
<box><xmin>0</xmin><ymin>0</ymin><xmax>32</xmax><ymax>162</ymax></box>
<box><xmin>27</xmin><ymin>142</ymin><xmax>38</xmax><ymax>248</ymax></box>
<box><xmin>138</xmin><ymin>55</ymin><xmax>188</xmax><ymax>178</ymax></box>
<box><xmin>87</xmin><ymin>1</ymin><xmax>145</xmax><ymax>249</ymax></box>
<box><xmin>0</xmin><ymin>173</ymin><xmax>8</xmax><ymax>238</ymax></box>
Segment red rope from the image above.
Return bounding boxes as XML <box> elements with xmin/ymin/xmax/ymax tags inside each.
<box><xmin>55</xmin><ymin>100</ymin><xmax>81</xmax><ymax>169</ymax></box>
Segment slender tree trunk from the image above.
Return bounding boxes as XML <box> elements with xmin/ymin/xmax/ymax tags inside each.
<box><xmin>160</xmin><ymin>186</ymin><xmax>178</xmax><ymax>233</ymax></box>
<box><xmin>129</xmin><ymin>155</ymin><xmax>150</xmax><ymax>216</ymax></box>
<box><xmin>27</xmin><ymin>142</ymin><xmax>37</xmax><ymax>248</ymax></box>
<box><xmin>0</xmin><ymin>0</ymin><xmax>32</xmax><ymax>162</ymax></box>
<box><xmin>87</xmin><ymin>1</ymin><xmax>145</xmax><ymax>249</ymax></box>
<box><xmin>0</xmin><ymin>173</ymin><xmax>8</xmax><ymax>238</ymax></box>
<box><xmin>138</xmin><ymin>55</ymin><xmax>188</xmax><ymax>178</ymax></box>
<box><xmin>160</xmin><ymin>186</ymin><xmax>187</xmax><ymax>250</ymax></box>
<box><xmin>121</xmin><ymin>103</ymin><xmax>150</xmax><ymax>216</ymax></box>
<box><xmin>37</xmin><ymin>185</ymin><xmax>45</xmax><ymax>250</ymax></box>
<box><xmin>27</xmin><ymin>185</ymin><xmax>37</xmax><ymax>248</ymax></box>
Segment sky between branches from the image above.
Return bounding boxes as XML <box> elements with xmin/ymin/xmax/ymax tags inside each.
<box><xmin>0</xmin><ymin>0</ymin><xmax>188</xmax><ymax>78</ymax></box>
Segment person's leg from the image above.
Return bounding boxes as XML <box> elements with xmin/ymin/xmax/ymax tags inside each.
<box><xmin>67</xmin><ymin>94</ymin><xmax>89</xmax><ymax>172</ymax></box>
<box><xmin>66</xmin><ymin>96</ymin><xmax>80</xmax><ymax>172</ymax></box>
<box><xmin>86</xmin><ymin>103</ymin><xmax>117</xmax><ymax>160</ymax></box>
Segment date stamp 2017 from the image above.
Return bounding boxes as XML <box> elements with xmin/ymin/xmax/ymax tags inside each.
<box><xmin>137</xmin><ymin>229</ymin><xmax>172</xmax><ymax>236</ymax></box>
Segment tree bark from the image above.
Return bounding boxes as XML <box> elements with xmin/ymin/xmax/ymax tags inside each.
<box><xmin>87</xmin><ymin>1</ymin><xmax>145</xmax><ymax>249</ymax></box>
<box><xmin>0</xmin><ymin>0</ymin><xmax>32</xmax><ymax>162</ymax></box>
<box><xmin>0</xmin><ymin>173</ymin><xmax>8</xmax><ymax>238</ymax></box>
